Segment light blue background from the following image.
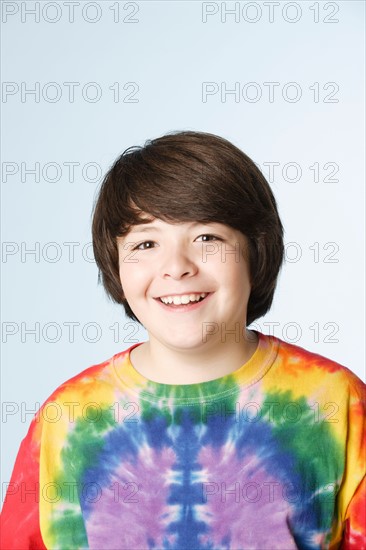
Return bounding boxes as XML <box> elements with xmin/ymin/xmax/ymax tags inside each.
<box><xmin>1</xmin><ymin>1</ymin><xmax>365</xmax><ymax>494</ymax></box>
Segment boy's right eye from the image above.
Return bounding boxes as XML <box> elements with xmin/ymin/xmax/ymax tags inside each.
<box><xmin>132</xmin><ymin>241</ymin><xmax>156</xmax><ymax>251</ymax></box>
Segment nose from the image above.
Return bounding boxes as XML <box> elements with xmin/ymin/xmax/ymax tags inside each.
<box><xmin>159</xmin><ymin>244</ymin><xmax>198</xmax><ymax>280</ymax></box>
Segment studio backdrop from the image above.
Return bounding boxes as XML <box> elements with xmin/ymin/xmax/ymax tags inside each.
<box><xmin>1</xmin><ymin>0</ymin><xmax>365</xmax><ymax>496</ymax></box>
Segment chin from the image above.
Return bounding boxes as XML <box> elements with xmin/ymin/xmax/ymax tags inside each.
<box><xmin>159</xmin><ymin>332</ymin><xmax>207</xmax><ymax>350</ymax></box>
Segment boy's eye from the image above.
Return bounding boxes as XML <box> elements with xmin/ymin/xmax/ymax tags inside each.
<box><xmin>132</xmin><ymin>241</ymin><xmax>156</xmax><ymax>251</ymax></box>
<box><xmin>196</xmin><ymin>234</ymin><xmax>222</xmax><ymax>243</ymax></box>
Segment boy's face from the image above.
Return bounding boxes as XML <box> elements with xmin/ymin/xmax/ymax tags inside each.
<box><xmin>116</xmin><ymin>217</ymin><xmax>251</xmax><ymax>350</ymax></box>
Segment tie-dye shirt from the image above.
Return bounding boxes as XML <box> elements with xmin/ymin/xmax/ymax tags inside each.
<box><xmin>1</xmin><ymin>332</ymin><xmax>365</xmax><ymax>549</ymax></box>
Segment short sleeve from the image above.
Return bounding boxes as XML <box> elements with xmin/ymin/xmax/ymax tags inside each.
<box><xmin>339</xmin><ymin>373</ymin><xmax>366</xmax><ymax>548</ymax></box>
<box><xmin>0</xmin><ymin>418</ymin><xmax>47</xmax><ymax>549</ymax></box>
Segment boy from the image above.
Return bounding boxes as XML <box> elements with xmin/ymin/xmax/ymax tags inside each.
<box><xmin>1</xmin><ymin>130</ymin><xmax>365</xmax><ymax>549</ymax></box>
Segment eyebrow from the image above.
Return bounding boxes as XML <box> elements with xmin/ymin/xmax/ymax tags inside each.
<box><xmin>127</xmin><ymin>221</ymin><xmax>218</xmax><ymax>234</ymax></box>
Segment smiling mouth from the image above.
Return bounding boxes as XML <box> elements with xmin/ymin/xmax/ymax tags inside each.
<box><xmin>155</xmin><ymin>292</ymin><xmax>211</xmax><ymax>307</ymax></box>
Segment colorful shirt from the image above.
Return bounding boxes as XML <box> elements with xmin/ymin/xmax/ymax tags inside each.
<box><xmin>1</xmin><ymin>332</ymin><xmax>365</xmax><ymax>549</ymax></box>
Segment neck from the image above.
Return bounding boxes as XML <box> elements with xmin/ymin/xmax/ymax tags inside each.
<box><xmin>130</xmin><ymin>330</ymin><xmax>259</xmax><ymax>385</ymax></box>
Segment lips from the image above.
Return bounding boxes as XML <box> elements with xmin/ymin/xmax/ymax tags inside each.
<box><xmin>156</xmin><ymin>292</ymin><xmax>211</xmax><ymax>299</ymax></box>
<box><xmin>156</xmin><ymin>292</ymin><xmax>209</xmax><ymax>303</ymax></box>
<box><xmin>153</xmin><ymin>292</ymin><xmax>213</xmax><ymax>311</ymax></box>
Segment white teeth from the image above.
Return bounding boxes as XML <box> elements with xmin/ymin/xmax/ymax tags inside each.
<box><xmin>160</xmin><ymin>292</ymin><xmax>208</xmax><ymax>305</ymax></box>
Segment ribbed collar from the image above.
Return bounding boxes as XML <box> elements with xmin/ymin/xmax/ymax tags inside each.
<box><xmin>113</xmin><ymin>331</ymin><xmax>279</xmax><ymax>403</ymax></box>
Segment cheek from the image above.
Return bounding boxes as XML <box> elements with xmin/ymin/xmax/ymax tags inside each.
<box><xmin>223</xmin><ymin>258</ymin><xmax>251</xmax><ymax>298</ymax></box>
<box><xmin>119</xmin><ymin>261</ymin><xmax>150</xmax><ymax>298</ymax></box>
<box><xmin>213</xmin><ymin>246</ymin><xmax>249</xmax><ymax>275</ymax></box>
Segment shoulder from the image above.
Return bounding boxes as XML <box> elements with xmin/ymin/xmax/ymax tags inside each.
<box><xmin>39</xmin><ymin>344</ymin><xmax>137</xmax><ymax>410</ymax></box>
<box><xmin>260</xmin><ymin>332</ymin><xmax>365</xmax><ymax>398</ymax></box>
<box><xmin>14</xmin><ymin>344</ymin><xmax>140</xmax><ymax>459</ymax></box>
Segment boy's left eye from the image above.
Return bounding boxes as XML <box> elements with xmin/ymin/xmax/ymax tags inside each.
<box><xmin>196</xmin><ymin>234</ymin><xmax>222</xmax><ymax>242</ymax></box>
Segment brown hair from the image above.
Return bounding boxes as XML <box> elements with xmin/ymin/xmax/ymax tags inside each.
<box><xmin>91</xmin><ymin>130</ymin><xmax>284</xmax><ymax>326</ymax></box>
